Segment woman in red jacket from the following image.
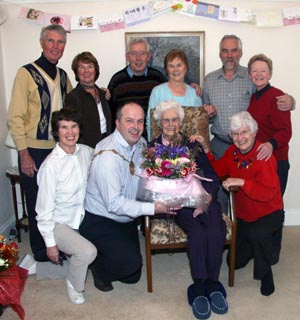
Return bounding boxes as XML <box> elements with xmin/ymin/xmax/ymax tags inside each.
<box><xmin>191</xmin><ymin>111</ymin><xmax>283</xmax><ymax>296</ymax></box>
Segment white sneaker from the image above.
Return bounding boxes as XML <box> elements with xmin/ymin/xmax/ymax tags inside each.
<box><xmin>19</xmin><ymin>254</ymin><xmax>37</xmax><ymax>275</ymax></box>
<box><xmin>66</xmin><ymin>279</ymin><xmax>85</xmax><ymax>304</ymax></box>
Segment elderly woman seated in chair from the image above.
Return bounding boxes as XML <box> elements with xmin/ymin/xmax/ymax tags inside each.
<box><xmin>150</xmin><ymin>100</ymin><xmax>228</xmax><ymax>320</ymax></box>
<box><xmin>192</xmin><ymin>111</ymin><xmax>283</xmax><ymax>297</ymax></box>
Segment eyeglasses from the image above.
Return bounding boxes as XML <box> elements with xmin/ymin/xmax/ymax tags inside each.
<box><xmin>161</xmin><ymin>117</ymin><xmax>180</xmax><ymax>125</ymax></box>
<box><xmin>231</xmin><ymin>129</ymin><xmax>252</xmax><ymax>139</ymax></box>
<box><xmin>128</xmin><ymin>51</ymin><xmax>148</xmax><ymax>58</ymax></box>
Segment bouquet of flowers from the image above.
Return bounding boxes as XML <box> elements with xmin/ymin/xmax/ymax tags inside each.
<box><xmin>141</xmin><ymin>143</ymin><xmax>197</xmax><ymax>179</ymax></box>
<box><xmin>137</xmin><ymin>142</ymin><xmax>211</xmax><ymax>210</ymax></box>
<box><xmin>0</xmin><ymin>235</ymin><xmax>27</xmax><ymax>320</ymax></box>
<box><xmin>0</xmin><ymin>235</ymin><xmax>19</xmax><ymax>272</ymax></box>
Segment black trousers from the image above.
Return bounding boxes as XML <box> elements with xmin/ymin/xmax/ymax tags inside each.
<box><xmin>19</xmin><ymin>147</ymin><xmax>52</xmax><ymax>261</ymax></box>
<box><xmin>272</xmin><ymin>160</ymin><xmax>290</xmax><ymax>259</ymax></box>
<box><xmin>235</xmin><ymin>210</ymin><xmax>284</xmax><ymax>280</ymax></box>
<box><xmin>79</xmin><ymin>211</ymin><xmax>142</xmax><ymax>283</ymax></box>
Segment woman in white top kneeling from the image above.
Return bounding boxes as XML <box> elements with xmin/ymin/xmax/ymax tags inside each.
<box><xmin>35</xmin><ymin>108</ymin><xmax>97</xmax><ymax>304</ymax></box>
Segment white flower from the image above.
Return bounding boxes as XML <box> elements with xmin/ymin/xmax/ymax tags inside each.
<box><xmin>0</xmin><ymin>257</ymin><xmax>8</xmax><ymax>267</ymax></box>
<box><xmin>176</xmin><ymin>157</ymin><xmax>190</xmax><ymax>165</ymax></box>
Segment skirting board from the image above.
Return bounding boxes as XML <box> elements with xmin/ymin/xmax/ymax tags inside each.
<box><xmin>284</xmin><ymin>209</ymin><xmax>300</xmax><ymax>226</ymax></box>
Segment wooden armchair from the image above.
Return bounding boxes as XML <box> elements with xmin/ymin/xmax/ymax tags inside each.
<box><xmin>144</xmin><ymin>106</ymin><xmax>237</xmax><ymax>293</ymax></box>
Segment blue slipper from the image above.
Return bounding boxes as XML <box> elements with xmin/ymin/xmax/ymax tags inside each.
<box><xmin>187</xmin><ymin>284</ymin><xmax>195</xmax><ymax>306</ymax></box>
<box><xmin>192</xmin><ymin>296</ymin><xmax>211</xmax><ymax>320</ymax></box>
<box><xmin>187</xmin><ymin>281</ymin><xmax>227</xmax><ymax>306</ymax></box>
<box><xmin>209</xmin><ymin>291</ymin><xmax>228</xmax><ymax>315</ymax></box>
<box><xmin>205</xmin><ymin>280</ymin><xmax>227</xmax><ymax>299</ymax></box>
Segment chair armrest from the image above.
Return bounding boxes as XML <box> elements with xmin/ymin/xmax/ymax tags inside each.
<box><xmin>228</xmin><ymin>190</ymin><xmax>237</xmax><ymax>237</ymax></box>
<box><xmin>145</xmin><ymin>215</ymin><xmax>150</xmax><ymax>229</ymax></box>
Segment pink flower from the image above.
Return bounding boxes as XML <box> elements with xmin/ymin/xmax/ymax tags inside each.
<box><xmin>161</xmin><ymin>160</ymin><xmax>173</xmax><ymax>177</ymax></box>
<box><xmin>155</xmin><ymin>158</ymin><xmax>162</xmax><ymax>166</ymax></box>
<box><xmin>145</xmin><ymin>167</ymin><xmax>154</xmax><ymax>176</ymax></box>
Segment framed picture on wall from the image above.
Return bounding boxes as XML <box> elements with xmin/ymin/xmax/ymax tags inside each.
<box><xmin>125</xmin><ymin>31</ymin><xmax>205</xmax><ymax>85</ymax></box>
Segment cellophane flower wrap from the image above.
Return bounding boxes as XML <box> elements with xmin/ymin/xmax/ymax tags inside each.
<box><xmin>137</xmin><ymin>141</ymin><xmax>211</xmax><ymax>210</ymax></box>
<box><xmin>0</xmin><ymin>235</ymin><xmax>27</xmax><ymax>320</ymax></box>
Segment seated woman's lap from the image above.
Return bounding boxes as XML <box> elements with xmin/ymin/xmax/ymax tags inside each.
<box><xmin>176</xmin><ymin>203</ymin><xmax>226</xmax><ymax>280</ymax></box>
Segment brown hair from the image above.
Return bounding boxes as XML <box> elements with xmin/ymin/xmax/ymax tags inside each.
<box><xmin>164</xmin><ymin>49</ymin><xmax>189</xmax><ymax>73</ymax></box>
<box><xmin>248</xmin><ymin>53</ymin><xmax>273</xmax><ymax>74</ymax></box>
<box><xmin>71</xmin><ymin>51</ymin><xmax>100</xmax><ymax>82</ymax></box>
<box><xmin>51</xmin><ymin>108</ymin><xmax>83</xmax><ymax>142</ymax></box>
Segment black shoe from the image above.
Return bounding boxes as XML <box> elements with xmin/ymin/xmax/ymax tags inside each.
<box><xmin>94</xmin><ymin>278</ymin><xmax>113</xmax><ymax>292</ymax></box>
<box><xmin>260</xmin><ymin>269</ymin><xmax>275</xmax><ymax>296</ymax></box>
<box><xmin>271</xmin><ymin>253</ymin><xmax>279</xmax><ymax>265</ymax></box>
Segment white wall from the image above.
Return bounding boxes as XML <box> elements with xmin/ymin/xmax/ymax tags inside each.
<box><xmin>0</xmin><ymin>24</ymin><xmax>15</xmax><ymax>236</ymax></box>
<box><xmin>0</xmin><ymin>1</ymin><xmax>299</xmax><ymax>227</ymax></box>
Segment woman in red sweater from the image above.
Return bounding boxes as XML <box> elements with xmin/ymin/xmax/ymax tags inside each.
<box><xmin>247</xmin><ymin>54</ymin><xmax>292</xmax><ymax>264</ymax></box>
<box><xmin>191</xmin><ymin>111</ymin><xmax>283</xmax><ymax>296</ymax></box>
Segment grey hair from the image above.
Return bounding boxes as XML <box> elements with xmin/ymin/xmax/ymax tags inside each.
<box><xmin>40</xmin><ymin>24</ymin><xmax>67</xmax><ymax>42</ymax></box>
<box><xmin>230</xmin><ymin>111</ymin><xmax>258</xmax><ymax>134</ymax></box>
<box><xmin>219</xmin><ymin>35</ymin><xmax>242</xmax><ymax>52</ymax></box>
<box><xmin>153</xmin><ymin>100</ymin><xmax>184</xmax><ymax>128</ymax></box>
<box><xmin>126</xmin><ymin>37</ymin><xmax>150</xmax><ymax>53</ymax></box>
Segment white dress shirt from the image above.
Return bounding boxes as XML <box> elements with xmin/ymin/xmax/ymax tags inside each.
<box><xmin>85</xmin><ymin>129</ymin><xmax>155</xmax><ymax>223</ymax></box>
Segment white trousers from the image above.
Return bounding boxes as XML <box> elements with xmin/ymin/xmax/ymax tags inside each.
<box><xmin>37</xmin><ymin>223</ymin><xmax>97</xmax><ymax>292</ymax></box>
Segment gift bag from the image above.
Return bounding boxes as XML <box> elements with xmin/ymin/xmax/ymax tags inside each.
<box><xmin>137</xmin><ymin>174</ymin><xmax>211</xmax><ymax>211</ymax></box>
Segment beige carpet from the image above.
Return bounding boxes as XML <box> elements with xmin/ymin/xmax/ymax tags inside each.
<box><xmin>2</xmin><ymin>226</ymin><xmax>300</xmax><ymax>320</ymax></box>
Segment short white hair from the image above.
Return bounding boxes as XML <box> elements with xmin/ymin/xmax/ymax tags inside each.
<box><xmin>153</xmin><ymin>100</ymin><xmax>185</xmax><ymax>128</ymax></box>
<box><xmin>230</xmin><ymin>111</ymin><xmax>258</xmax><ymax>134</ymax></box>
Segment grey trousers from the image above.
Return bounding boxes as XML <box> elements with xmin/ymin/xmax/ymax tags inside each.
<box><xmin>37</xmin><ymin>223</ymin><xmax>97</xmax><ymax>292</ymax></box>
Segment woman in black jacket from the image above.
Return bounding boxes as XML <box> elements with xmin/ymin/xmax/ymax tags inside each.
<box><xmin>65</xmin><ymin>51</ymin><xmax>112</xmax><ymax>148</ymax></box>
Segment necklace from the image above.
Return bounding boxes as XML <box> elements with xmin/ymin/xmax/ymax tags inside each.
<box><xmin>90</xmin><ymin>149</ymin><xmax>135</xmax><ymax>175</ymax></box>
<box><xmin>233</xmin><ymin>148</ymin><xmax>254</xmax><ymax>169</ymax></box>
<box><xmin>81</xmin><ymin>83</ymin><xmax>95</xmax><ymax>90</ymax></box>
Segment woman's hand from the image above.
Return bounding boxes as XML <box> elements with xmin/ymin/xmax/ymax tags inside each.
<box><xmin>46</xmin><ymin>246</ymin><xmax>59</xmax><ymax>264</ymax></box>
<box><xmin>193</xmin><ymin>194</ymin><xmax>212</xmax><ymax>217</ymax></box>
<box><xmin>257</xmin><ymin>142</ymin><xmax>273</xmax><ymax>161</ymax></box>
<box><xmin>189</xmin><ymin>135</ymin><xmax>209</xmax><ymax>153</ymax></box>
<box><xmin>193</xmin><ymin>208</ymin><xmax>203</xmax><ymax>218</ymax></box>
<box><xmin>222</xmin><ymin>178</ymin><xmax>244</xmax><ymax>191</ymax></box>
